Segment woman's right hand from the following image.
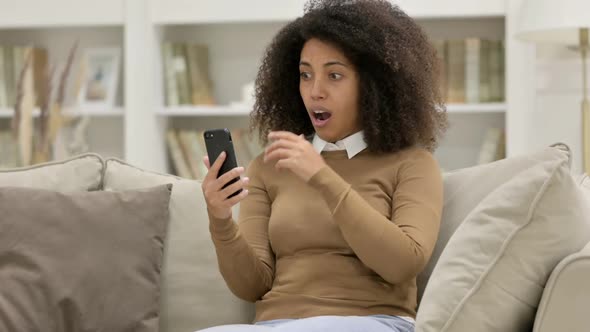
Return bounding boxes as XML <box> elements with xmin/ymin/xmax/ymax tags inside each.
<box><xmin>201</xmin><ymin>151</ymin><xmax>250</xmax><ymax>220</ymax></box>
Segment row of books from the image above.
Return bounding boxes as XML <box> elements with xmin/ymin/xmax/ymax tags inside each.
<box><xmin>0</xmin><ymin>46</ymin><xmax>48</xmax><ymax>108</ymax></box>
<box><xmin>163</xmin><ymin>42</ymin><xmax>215</xmax><ymax>107</ymax></box>
<box><xmin>1</xmin><ymin>39</ymin><xmax>503</xmax><ymax>110</ymax></box>
<box><xmin>0</xmin><ymin>130</ymin><xmax>18</xmax><ymax>168</ymax></box>
<box><xmin>166</xmin><ymin>128</ymin><xmax>263</xmax><ymax>180</ymax></box>
<box><xmin>477</xmin><ymin>127</ymin><xmax>506</xmax><ymax>165</ymax></box>
<box><xmin>433</xmin><ymin>38</ymin><xmax>505</xmax><ymax>104</ymax></box>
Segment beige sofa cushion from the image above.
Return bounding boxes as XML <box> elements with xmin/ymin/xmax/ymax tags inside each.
<box><xmin>532</xmin><ymin>241</ymin><xmax>590</xmax><ymax>332</ymax></box>
<box><xmin>0</xmin><ymin>153</ymin><xmax>103</xmax><ymax>191</ymax></box>
<box><xmin>103</xmin><ymin>159</ymin><xmax>254</xmax><ymax>332</ymax></box>
<box><xmin>0</xmin><ymin>184</ymin><xmax>172</xmax><ymax>332</ymax></box>
<box><xmin>417</xmin><ymin>144</ymin><xmax>571</xmax><ymax>301</ymax></box>
<box><xmin>416</xmin><ymin>149</ymin><xmax>590</xmax><ymax>331</ymax></box>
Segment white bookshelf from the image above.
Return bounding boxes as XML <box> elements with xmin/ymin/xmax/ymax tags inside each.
<box><xmin>67</xmin><ymin>107</ymin><xmax>125</xmax><ymax>117</ymax></box>
<box><xmin>151</xmin><ymin>0</ymin><xmax>505</xmax><ymax>24</ymax></box>
<box><xmin>157</xmin><ymin>103</ymin><xmax>506</xmax><ymax>118</ymax></box>
<box><xmin>0</xmin><ymin>108</ymin><xmax>19</xmax><ymax>118</ymax></box>
<box><xmin>0</xmin><ymin>0</ymin><xmax>124</xmax><ymax>28</ymax></box>
<box><xmin>0</xmin><ymin>107</ymin><xmax>124</xmax><ymax>118</ymax></box>
<box><xmin>151</xmin><ymin>0</ymin><xmax>307</xmax><ymax>25</ymax></box>
<box><xmin>447</xmin><ymin>103</ymin><xmax>506</xmax><ymax>114</ymax></box>
<box><xmin>0</xmin><ymin>0</ymin><xmax>538</xmax><ymax>173</ymax></box>
<box><xmin>0</xmin><ymin>12</ymin><xmax>126</xmax><ymax>160</ymax></box>
<box><xmin>159</xmin><ymin>105</ymin><xmax>251</xmax><ymax>117</ymax></box>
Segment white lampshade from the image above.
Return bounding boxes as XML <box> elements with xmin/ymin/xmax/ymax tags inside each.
<box><xmin>517</xmin><ymin>0</ymin><xmax>590</xmax><ymax>44</ymax></box>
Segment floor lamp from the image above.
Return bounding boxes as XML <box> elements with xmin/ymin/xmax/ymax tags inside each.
<box><xmin>517</xmin><ymin>0</ymin><xmax>590</xmax><ymax>174</ymax></box>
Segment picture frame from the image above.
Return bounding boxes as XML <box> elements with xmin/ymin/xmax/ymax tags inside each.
<box><xmin>77</xmin><ymin>47</ymin><xmax>120</xmax><ymax>110</ymax></box>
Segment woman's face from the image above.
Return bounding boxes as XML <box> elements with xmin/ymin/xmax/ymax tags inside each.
<box><xmin>299</xmin><ymin>38</ymin><xmax>362</xmax><ymax>143</ymax></box>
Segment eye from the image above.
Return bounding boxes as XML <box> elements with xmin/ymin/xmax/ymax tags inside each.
<box><xmin>329</xmin><ymin>72</ymin><xmax>343</xmax><ymax>80</ymax></box>
<box><xmin>300</xmin><ymin>72</ymin><xmax>312</xmax><ymax>80</ymax></box>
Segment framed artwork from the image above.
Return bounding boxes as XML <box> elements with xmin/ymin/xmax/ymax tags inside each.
<box><xmin>78</xmin><ymin>47</ymin><xmax>120</xmax><ymax>109</ymax></box>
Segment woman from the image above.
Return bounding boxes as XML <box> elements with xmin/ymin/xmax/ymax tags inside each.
<box><xmin>200</xmin><ymin>0</ymin><xmax>447</xmax><ymax>331</ymax></box>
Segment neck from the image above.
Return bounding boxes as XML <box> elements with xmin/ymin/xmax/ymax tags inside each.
<box><xmin>326</xmin><ymin>130</ymin><xmax>361</xmax><ymax>143</ymax></box>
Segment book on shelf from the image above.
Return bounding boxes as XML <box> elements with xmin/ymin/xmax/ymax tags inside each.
<box><xmin>446</xmin><ymin>39</ymin><xmax>466</xmax><ymax>103</ymax></box>
<box><xmin>162</xmin><ymin>42</ymin><xmax>215</xmax><ymax>107</ymax></box>
<box><xmin>434</xmin><ymin>38</ymin><xmax>505</xmax><ymax>105</ymax></box>
<box><xmin>186</xmin><ymin>44</ymin><xmax>215</xmax><ymax>105</ymax></box>
<box><xmin>166</xmin><ymin>129</ymin><xmax>193</xmax><ymax>179</ymax></box>
<box><xmin>432</xmin><ymin>40</ymin><xmax>448</xmax><ymax>102</ymax></box>
<box><xmin>162</xmin><ymin>43</ymin><xmax>178</xmax><ymax>106</ymax></box>
<box><xmin>166</xmin><ymin>128</ymin><xmax>264</xmax><ymax>180</ymax></box>
<box><xmin>0</xmin><ymin>130</ymin><xmax>18</xmax><ymax>168</ymax></box>
<box><xmin>477</xmin><ymin>127</ymin><xmax>506</xmax><ymax>165</ymax></box>
<box><xmin>465</xmin><ymin>38</ymin><xmax>480</xmax><ymax>103</ymax></box>
<box><xmin>0</xmin><ymin>45</ymin><xmax>48</xmax><ymax>108</ymax></box>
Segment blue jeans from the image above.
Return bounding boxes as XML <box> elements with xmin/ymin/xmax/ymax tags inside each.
<box><xmin>196</xmin><ymin>315</ymin><xmax>414</xmax><ymax>332</ymax></box>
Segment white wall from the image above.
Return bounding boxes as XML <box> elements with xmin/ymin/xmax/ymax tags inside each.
<box><xmin>533</xmin><ymin>44</ymin><xmax>587</xmax><ymax>174</ymax></box>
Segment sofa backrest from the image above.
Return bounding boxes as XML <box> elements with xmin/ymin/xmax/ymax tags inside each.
<box><xmin>102</xmin><ymin>144</ymin><xmax>579</xmax><ymax>321</ymax></box>
<box><xmin>102</xmin><ymin>158</ymin><xmax>254</xmax><ymax>332</ymax></box>
<box><xmin>0</xmin><ymin>153</ymin><xmax>103</xmax><ymax>190</ymax></box>
<box><xmin>3</xmin><ymin>147</ymin><xmax>580</xmax><ymax>329</ymax></box>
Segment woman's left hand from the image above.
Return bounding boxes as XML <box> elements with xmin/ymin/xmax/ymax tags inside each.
<box><xmin>264</xmin><ymin>131</ymin><xmax>327</xmax><ymax>182</ymax></box>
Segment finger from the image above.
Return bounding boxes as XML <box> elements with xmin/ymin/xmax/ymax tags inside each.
<box><xmin>204</xmin><ymin>151</ymin><xmax>226</xmax><ymax>182</ymax></box>
<box><xmin>274</xmin><ymin>158</ymin><xmax>292</xmax><ymax>171</ymax></box>
<box><xmin>265</xmin><ymin>139</ymin><xmax>298</xmax><ymax>155</ymax></box>
<box><xmin>213</xmin><ymin>166</ymin><xmax>245</xmax><ymax>191</ymax></box>
<box><xmin>264</xmin><ymin>148</ymin><xmax>293</xmax><ymax>163</ymax></box>
<box><xmin>220</xmin><ymin>177</ymin><xmax>249</xmax><ymax>199</ymax></box>
<box><xmin>268</xmin><ymin>131</ymin><xmax>301</xmax><ymax>142</ymax></box>
<box><xmin>225</xmin><ymin>188</ymin><xmax>249</xmax><ymax>206</ymax></box>
<box><xmin>203</xmin><ymin>156</ymin><xmax>211</xmax><ymax>169</ymax></box>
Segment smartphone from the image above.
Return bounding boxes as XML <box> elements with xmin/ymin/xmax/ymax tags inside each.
<box><xmin>203</xmin><ymin>128</ymin><xmax>242</xmax><ymax>198</ymax></box>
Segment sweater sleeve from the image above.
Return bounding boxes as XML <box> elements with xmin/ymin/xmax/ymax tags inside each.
<box><xmin>208</xmin><ymin>156</ymin><xmax>275</xmax><ymax>302</ymax></box>
<box><xmin>307</xmin><ymin>149</ymin><xmax>443</xmax><ymax>284</ymax></box>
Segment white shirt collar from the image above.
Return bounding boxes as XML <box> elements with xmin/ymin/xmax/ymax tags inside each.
<box><xmin>312</xmin><ymin>131</ymin><xmax>367</xmax><ymax>159</ymax></box>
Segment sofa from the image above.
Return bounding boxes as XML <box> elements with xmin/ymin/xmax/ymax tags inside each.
<box><xmin>0</xmin><ymin>143</ymin><xmax>588</xmax><ymax>332</ymax></box>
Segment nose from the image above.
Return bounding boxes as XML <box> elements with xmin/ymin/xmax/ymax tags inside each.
<box><xmin>310</xmin><ymin>77</ymin><xmax>326</xmax><ymax>100</ymax></box>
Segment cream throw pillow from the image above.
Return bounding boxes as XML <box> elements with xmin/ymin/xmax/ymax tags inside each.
<box><xmin>417</xmin><ymin>145</ymin><xmax>570</xmax><ymax>302</ymax></box>
<box><xmin>103</xmin><ymin>159</ymin><xmax>254</xmax><ymax>332</ymax></box>
<box><xmin>416</xmin><ymin>149</ymin><xmax>590</xmax><ymax>331</ymax></box>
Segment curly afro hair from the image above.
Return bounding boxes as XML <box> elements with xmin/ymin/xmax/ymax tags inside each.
<box><xmin>251</xmin><ymin>0</ymin><xmax>448</xmax><ymax>153</ymax></box>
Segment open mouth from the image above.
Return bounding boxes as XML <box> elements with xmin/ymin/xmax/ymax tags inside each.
<box><xmin>313</xmin><ymin>110</ymin><xmax>332</xmax><ymax>121</ymax></box>
<box><xmin>311</xmin><ymin>110</ymin><xmax>332</xmax><ymax>128</ymax></box>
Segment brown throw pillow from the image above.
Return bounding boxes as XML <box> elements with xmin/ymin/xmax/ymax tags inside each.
<box><xmin>0</xmin><ymin>184</ymin><xmax>172</xmax><ymax>332</ymax></box>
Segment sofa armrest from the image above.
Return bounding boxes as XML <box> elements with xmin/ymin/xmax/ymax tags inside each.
<box><xmin>533</xmin><ymin>242</ymin><xmax>590</xmax><ymax>332</ymax></box>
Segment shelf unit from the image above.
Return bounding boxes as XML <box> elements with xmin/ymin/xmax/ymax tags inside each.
<box><xmin>156</xmin><ymin>103</ymin><xmax>507</xmax><ymax>118</ymax></box>
<box><xmin>158</xmin><ymin>105</ymin><xmax>252</xmax><ymax>117</ymax></box>
<box><xmin>0</xmin><ymin>107</ymin><xmax>124</xmax><ymax>118</ymax></box>
<box><xmin>151</xmin><ymin>0</ymin><xmax>506</xmax><ymax>24</ymax></box>
<box><xmin>0</xmin><ymin>3</ymin><xmax>126</xmax><ymax>161</ymax></box>
<box><xmin>0</xmin><ymin>0</ymin><xmax>537</xmax><ymax>173</ymax></box>
<box><xmin>0</xmin><ymin>0</ymin><xmax>124</xmax><ymax>28</ymax></box>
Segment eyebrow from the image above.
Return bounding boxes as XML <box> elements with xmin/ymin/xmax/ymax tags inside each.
<box><xmin>299</xmin><ymin>61</ymin><xmax>348</xmax><ymax>68</ymax></box>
